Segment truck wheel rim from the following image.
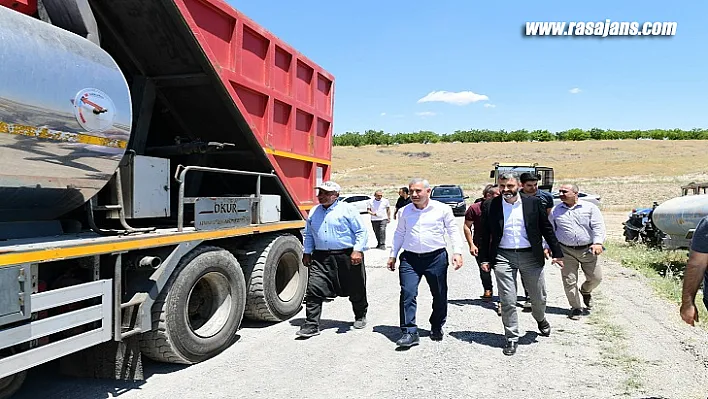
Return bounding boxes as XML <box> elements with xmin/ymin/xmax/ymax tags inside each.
<box><xmin>186</xmin><ymin>272</ymin><xmax>232</xmax><ymax>338</ymax></box>
<box><xmin>275</xmin><ymin>252</ymin><xmax>300</xmax><ymax>302</ymax></box>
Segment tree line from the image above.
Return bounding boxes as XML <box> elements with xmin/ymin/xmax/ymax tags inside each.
<box><xmin>332</xmin><ymin>128</ymin><xmax>708</xmax><ymax>147</ymax></box>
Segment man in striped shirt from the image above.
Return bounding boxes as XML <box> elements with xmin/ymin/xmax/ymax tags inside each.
<box><xmin>548</xmin><ymin>183</ymin><xmax>606</xmax><ymax>320</ymax></box>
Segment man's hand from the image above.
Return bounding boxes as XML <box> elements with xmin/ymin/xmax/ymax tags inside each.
<box><xmin>590</xmin><ymin>244</ymin><xmax>604</xmax><ymax>255</ymax></box>
<box><xmin>452</xmin><ymin>254</ymin><xmax>463</xmax><ymax>270</ymax></box>
<box><xmin>387</xmin><ymin>257</ymin><xmax>396</xmax><ymax>271</ymax></box>
<box><xmin>480</xmin><ymin>262</ymin><xmax>490</xmax><ymax>273</ymax></box>
<box><xmin>551</xmin><ymin>258</ymin><xmax>564</xmax><ymax>268</ymax></box>
<box><xmin>469</xmin><ymin>244</ymin><xmax>478</xmax><ymax>257</ymax></box>
<box><xmin>681</xmin><ymin>301</ymin><xmax>699</xmax><ymax>326</ymax></box>
<box><xmin>351</xmin><ymin>250</ymin><xmax>363</xmax><ymax>265</ymax></box>
<box><xmin>302</xmin><ymin>254</ymin><xmax>311</xmax><ymax>267</ymax></box>
<box><xmin>543</xmin><ymin>248</ymin><xmax>550</xmax><ymax>259</ymax></box>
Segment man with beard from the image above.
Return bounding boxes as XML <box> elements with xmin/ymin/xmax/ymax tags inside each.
<box><xmin>388</xmin><ymin>178</ymin><xmax>464</xmax><ymax>348</ymax></box>
<box><xmin>479</xmin><ymin>172</ymin><xmax>564</xmax><ymax>355</ymax></box>
<box><xmin>297</xmin><ymin>180</ymin><xmax>369</xmax><ymax>338</ymax></box>
<box><xmin>394</xmin><ymin>187</ymin><xmax>412</xmax><ymax>220</ymax></box>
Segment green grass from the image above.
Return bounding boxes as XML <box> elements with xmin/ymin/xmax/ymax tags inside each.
<box><xmin>604</xmin><ymin>239</ymin><xmax>708</xmax><ymax>330</ymax></box>
<box><xmin>585</xmin><ymin>295</ymin><xmax>645</xmax><ymax>394</ymax></box>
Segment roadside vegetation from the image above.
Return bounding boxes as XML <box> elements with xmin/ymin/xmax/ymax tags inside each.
<box><xmin>333</xmin><ymin>128</ymin><xmax>708</xmax><ymax>146</ymax></box>
<box><xmin>604</xmin><ymin>239</ymin><xmax>708</xmax><ymax>329</ymax></box>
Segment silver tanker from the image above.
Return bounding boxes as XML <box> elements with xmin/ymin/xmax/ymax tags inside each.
<box><xmin>0</xmin><ymin>8</ymin><xmax>131</xmax><ymax>222</ymax></box>
<box><xmin>652</xmin><ymin>194</ymin><xmax>708</xmax><ymax>250</ymax></box>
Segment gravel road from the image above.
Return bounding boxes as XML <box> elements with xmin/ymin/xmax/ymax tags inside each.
<box><xmin>14</xmin><ymin>212</ymin><xmax>708</xmax><ymax>399</ymax></box>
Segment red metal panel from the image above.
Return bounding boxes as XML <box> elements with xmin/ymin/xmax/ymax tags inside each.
<box><xmin>0</xmin><ymin>0</ymin><xmax>36</xmax><ymax>15</ymax></box>
<box><xmin>175</xmin><ymin>0</ymin><xmax>334</xmax><ymax>217</ymax></box>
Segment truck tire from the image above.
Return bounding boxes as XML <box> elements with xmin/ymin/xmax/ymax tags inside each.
<box><xmin>240</xmin><ymin>233</ymin><xmax>307</xmax><ymax>322</ymax></box>
<box><xmin>140</xmin><ymin>245</ymin><xmax>246</xmax><ymax>364</ymax></box>
<box><xmin>0</xmin><ymin>370</ymin><xmax>26</xmax><ymax>399</ymax></box>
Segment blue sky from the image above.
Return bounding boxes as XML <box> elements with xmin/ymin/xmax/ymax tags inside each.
<box><xmin>231</xmin><ymin>1</ymin><xmax>707</xmax><ymax>135</ymax></box>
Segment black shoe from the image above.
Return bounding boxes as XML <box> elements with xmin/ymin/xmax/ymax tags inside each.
<box><xmin>503</xmin><ymin>341</ymin><xmax>518</xmax><ymax>356</ymax></box>
<box><xmin>582</xmin><ymin>293</ymin><xmax>592</xmax><ymax>309</ymax></box>
<box><xmin>296</xmin><ymin>325</ymin><xmax>320</xmax><ymax>338</ymax></box>
<box><xmin>430</xmin><ymin>328</ymin><xmax>443</xmax><ymax>341</ymax></box>
<box><xmin>568</xmin><ymin>308</ymin><xmax>583</xmax><ymax>320</ymax></box>
<box><xmin>396</xmin><ymin>333</ymin><xmax>420</xmax><ymax>347</ymax></box>
<box><xmin>353</xmin><ymin>316</ymin><xmax>367</xmax><ymax>329</ymax></box>
<box><xmin>538</xmin><ymin>319</ymin><xmax>551</xmax><ymax>336</ymax></box>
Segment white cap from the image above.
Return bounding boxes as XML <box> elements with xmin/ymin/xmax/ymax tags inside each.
<box><xmin>315</xmin><ymin>180</ymin><xmax>341</xmax><ymax>193</ymax></box>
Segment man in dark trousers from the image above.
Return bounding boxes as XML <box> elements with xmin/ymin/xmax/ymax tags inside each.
<box><xmin>298</xmin><ymin>180</ymin><xmax>369</xmax><ymax>338</ymax></box>
<box><xmin>680</xmin><ymin>215</ymin><xmax>708</xmax><ymax>326</ymax></box>
<box><xmin>479</xmin><ymin>171</ymin><xmax>564</xmax><ymax>355</ymax></box>
<box><xmin>463</xmin><ymin>184</ymin><xmax>500</xmax><ymax>300</ymax></box>
<box><xmin>517</xmin><ymin>172</ymin><xmax>554</xmax><ymax>311</ymax></box>
<box><xmin>387</xmin><ymin>178</ymin><xmax>464</xmax><ymax>348</ymax></box>
<box><xmin>394</xmin><ymin>186</ymin><xmax>412</xmax><ymax>220</ymax></box>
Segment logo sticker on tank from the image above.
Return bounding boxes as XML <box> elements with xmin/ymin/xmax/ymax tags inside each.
<box><xmin>73</xmin><ymin>89</ymin><xmax>116</xmax><ymax>133</ymax></box>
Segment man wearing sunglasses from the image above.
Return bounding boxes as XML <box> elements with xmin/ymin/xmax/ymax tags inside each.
<box><xmin>548</xmin><ymin>183</ymin><xmax>606</xmax><ymax>320</ymax></box>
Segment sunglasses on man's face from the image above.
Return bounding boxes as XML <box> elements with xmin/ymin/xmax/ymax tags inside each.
<box><xmin>558</xmin><ymin>190</ymin><xmax>572</xmax><ymax>194</ymax></box>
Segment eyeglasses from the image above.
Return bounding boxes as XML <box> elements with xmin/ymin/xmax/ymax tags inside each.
<box><xmin>558</xmin><ymin>190</ymin><xmax>572</xmax><ymax>193</ymax></box>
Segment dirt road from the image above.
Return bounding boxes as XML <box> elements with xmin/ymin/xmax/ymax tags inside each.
<box><xmin>14</xmin><ymin>212</ymin><xmax>708</xmax><ymax>399</ymax></box>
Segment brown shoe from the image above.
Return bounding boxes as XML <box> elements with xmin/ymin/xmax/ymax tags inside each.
<box><xmin>482</xmin><ymin>290</ymin><xmax>493</xmax><ymax>301</ymax></box>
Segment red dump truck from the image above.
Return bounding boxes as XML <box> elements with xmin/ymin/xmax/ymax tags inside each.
<box><xmin>0</xmin><ymin>0</ymin><xmax>334</xmax><ymax>396</ymax></box>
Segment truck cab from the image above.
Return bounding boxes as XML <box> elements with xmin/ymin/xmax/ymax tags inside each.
<box><xmin>489</xmin><ymin>162</ymin><xmax>554</xmax><ymax>192</ymax></box>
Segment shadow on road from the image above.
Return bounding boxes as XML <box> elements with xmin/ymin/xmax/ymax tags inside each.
<box><xmin>14</xmin><ymin>357</ymin><xmax>190</xmax><ymax>399</ymax></box>
<box><xmin>288</xmin><ymin>318</ymin><xmax>354</xmax><ymax>335</ymax></box>
<box><xmin>449</xmin><ymin>330</ymin><xmax>539</xmax><ymax>348</ymax></box>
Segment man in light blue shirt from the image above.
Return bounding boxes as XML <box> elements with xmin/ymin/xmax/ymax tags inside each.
<box><xmin>297</xmin><ymin>180</ymin><xmax>369</xmax><ymax>338</ymax></box>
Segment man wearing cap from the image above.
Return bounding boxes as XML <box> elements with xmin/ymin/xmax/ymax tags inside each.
<box><xmin>297</xmin><ymin>180</ymin><xmax>369</xmax><ymax>338</ymax></box>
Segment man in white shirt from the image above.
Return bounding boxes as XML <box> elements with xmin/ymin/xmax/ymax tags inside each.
<box><xmin>387</xmin><ymin>178</ymin><xmax>464</xmax><ymax>348</ymax></box>
<box><xmin>479</xmin><ymin>172</ymin><xmax>564</xmax><ymax>356</ymax></box>
<box><xmin>367</xmin><ymin>190</ymin><xmax>391</xmax><ymax>249</ymax></box>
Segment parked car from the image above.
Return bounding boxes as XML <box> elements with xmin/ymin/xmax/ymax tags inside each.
<box><xmin>339</xmin><ymin>194</ymin><xmax>372</xmax><ymax>214</ymax></box>
<box><xmin>430</xmin><ymin>184</ymin><xmax>468</xmax><ymax>216</ymax></box>
<box><xmin>551</xmin><ymin>191</ymin><xmax>601</xmax><ymax>207</ymax></box>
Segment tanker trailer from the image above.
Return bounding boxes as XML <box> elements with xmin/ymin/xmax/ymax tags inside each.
<box><xmin>651</xmin><ymin>194</ymin><xmax>708</xmax><ymax>250</ymax></box>
<box><xmin>0</xmin><ymin>0</ymin><xmax>336</xmax><ymax>396</ymax></box>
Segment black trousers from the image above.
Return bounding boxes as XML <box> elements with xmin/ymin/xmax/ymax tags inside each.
<box><xmin>371</xmin><ymin>220</ymin><xmax>388</xmax><ymax>247</ymax></box>
<box><xmin>398</xmin><ymin>248</ymin><xmax>448</xmax><ymax>334</ymax></box>
<box><xmin>304</xmin><ymin>249</ymin><xmax>368</xmax><ymax>327</ymax></box>
<box><xmin>474</xmin><ymin>255</ymin><xmax>494</xmax><ymax>291</ymax></box>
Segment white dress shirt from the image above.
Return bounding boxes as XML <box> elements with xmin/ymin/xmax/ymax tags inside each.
<box><xmin>390</xmin><ymin>199</ymin><xmax>464</xmax><ymax>257</ymax></box>
<box><xmin>499</xmin><ymin>195</ymin><xmax>531</xmax><ymax>249</ymax></box>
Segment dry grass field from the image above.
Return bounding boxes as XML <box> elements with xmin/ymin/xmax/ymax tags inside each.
<box><xmin>331</xmin><ymin>139</ymin><xmax>707</xmax><ymax>240</ymax></box>
<box><xmin>332</xmin><ymin>139</ymin><xmax>708</xmax><ymax>211</ymax></box>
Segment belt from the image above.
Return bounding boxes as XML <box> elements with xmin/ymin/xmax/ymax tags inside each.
<box><xmin>403</xmin><ymin>248</ymin><xmax>446</xmax><ymax>257</ymax></box>
<box><xmin>314</xmin><ymin>248</ymin><xmax>352</xmax><ymax>255</ymax></box>
<box><xmin>560</xmin><ymin>243</ymin><xmax>591</xmax><ymax>250</ymax></box>
<box><xmin>498</xmin><ymin>247</ymin><xmax>532</xmax><ymax>252</ymax></box>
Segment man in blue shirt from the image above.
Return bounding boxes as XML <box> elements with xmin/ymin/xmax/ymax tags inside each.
<box><xmin>680</xmin><ymin>215</ymin><xmax>708</xmax><ymax>326</ymax></box>
<box><xmin>297</xmin><ymin>180</ymin><xmax>369</xmax><ymax>338</ymax></box>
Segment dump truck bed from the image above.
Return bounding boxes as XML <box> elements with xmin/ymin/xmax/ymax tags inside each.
<box><xmin>89</xmin><ymin>0</ymin><xmax>334</xmax><ymax>217</ymax></box>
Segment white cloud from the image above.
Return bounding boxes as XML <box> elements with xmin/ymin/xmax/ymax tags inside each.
<box><xmin>380</xmin><ymin>112</ymin><xmax>386</xmax><ymax>116</ymax></box>
<box><xmin>484</xmin><ymin>104</ymin><xmax>496</xmax><ymax>108</ymax></box>
<box><xmin>415</xmin><ymin>111</ymin><xmax>437</xmax><ymax>117</ymax></box>
<box><xmin>569</xmin><ymin>87</ymin><xmax>581</xmax><ymax>94</ymax></box>
<box><xmin>417</xmin><ymin>90</ymin><xmax>489</xmax><ymax>105</ymax></box>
